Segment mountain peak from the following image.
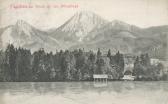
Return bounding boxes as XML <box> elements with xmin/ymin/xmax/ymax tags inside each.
<box><xmin>15</xmin><ymin>20</ymin><xmax>32</xmax><ymax>30</ymax></box>
<box><xmin>72</xmin><ymin>11</ymin><xmax>106</xmax><ymax>22</ymax></box>
<box><xmin>14</xmin><ymin>20</ymin><xmax>34</xmax><ymax>37</ymax></box>
<box><xmin>74</xmin><ymin>11</ymin><xmax>97</xmax><ymax>17</ymax></box>
<box><xmin>59</xmin><ymin>11</ymin><xmax>108</xmax><ymax>41</ymax></box>
<box><xmin>16</xmin><ymin>20</ymin><xmax>29</xmax><ymax>26</ymax></box>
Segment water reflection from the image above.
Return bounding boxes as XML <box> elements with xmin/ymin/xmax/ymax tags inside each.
<box><xmin>0</xmin><ymin>82</ymin><xmax>168</xmax><ymax>104</ymax></box>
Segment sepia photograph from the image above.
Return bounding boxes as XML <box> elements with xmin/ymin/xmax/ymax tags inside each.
<box><xmin>0</xmin><ymin>0</ymin><xmax>168</xmax><ymax>104</ymax></box>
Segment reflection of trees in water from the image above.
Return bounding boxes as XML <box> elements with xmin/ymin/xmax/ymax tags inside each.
<box><xmin>31</xmin><ymin>82</ymin><xmax>67</xmax><ymax>95</ymax></box>
<box><xmin>0</xmin><ymin>82</ymin><xmax>168</xmax><ymax>96</ymax></box>
<box><xmin>0</xmin><ymin>82</ymin><xmax>34</xmax><ymax>95</ymax></box>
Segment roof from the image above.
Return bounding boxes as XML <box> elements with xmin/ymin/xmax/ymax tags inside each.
<box><xmin>93</xmin><ymin>74</ymin><xmax>108</xmax><ymax>78</ymax></box>
<box><xmin>124</xmin><ymin>70</ymin><xmax>132</xmax><ymax>75</ymax></box>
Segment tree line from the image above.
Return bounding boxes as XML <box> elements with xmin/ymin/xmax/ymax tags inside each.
<box><xmin>0</xmin><ymin>44</ymin><xmax>167</xmax><ymax>81</ymax></box>
<box><xmin>0</xmin><ymin>44</ymin><xmax>125</xmax><ymax>81</ymax></box>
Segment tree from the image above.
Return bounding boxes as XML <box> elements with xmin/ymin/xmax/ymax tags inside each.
<box><xmin>15</xmin><ymin>48</ymin><xmax>32</xmax><ymax>81</ymax></box>
<box><xmin>113</xmin><ymin>51</ymin><xmax>124</xmax><ymax>78</ymax></box>
<box><xmin>140</xmin><ymin>53</ymin><xmax>150</xmax><ymax>66</ymax></box>
<box><xmin>32</xmin><ymin>48</ymin><xmax>47</xmax><ymax>81</ymax></box>
<box><xmin>96</xmin><ymin>58</ymin><xmax>105</xmax><ymax>74</ymax></box>
<box><xmin>62</xmin><ymin>51</ymin><xmax>76</xmax><ymax>80</ymax></box>
<box><xmin>0</xmin><ymin>50</ymin><xmax>5</xmax><ymax>81</ymax></box>
<box><xmin>97</xmin><ymin>48</ymin><xmax>102</xmax><ymax>59</ymax></box>
<box><xmin>4</xmin><ymin>44</ymin><xmax>17</xmax><ymax>81</ymax></box>
<box><xmin>107</xmin><ymin>49</ymin><xmax>111</xmax><ymax>58</ymax></box>
<box><xmin>88</xmin><ymin>52</ymin><xmax>96</xmax><ymax>77</ymax></box>
<box><xmin>133</xmin><ymin>53</ymin><xmax>160</xmax><ymax>80</ymax></box>
<box><xmin>133</xmin><ymin>56</ymin><xmax>146</xmax><ymax>79</ymax></box>
<box><xmin>1</xmin><ymin>43</ymin><xmax>166</xmax><ymax>81</ymax></box>
<box><xmin>156</xmin><ymin>63</ymin><xmax>164</xmax><ymax>80</ymax></box>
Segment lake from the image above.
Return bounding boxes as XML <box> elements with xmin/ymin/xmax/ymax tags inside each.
<box><xmin>0</xmin><ymin>82</ymin><xmax>168</xmax><ymax>104</ymax></box>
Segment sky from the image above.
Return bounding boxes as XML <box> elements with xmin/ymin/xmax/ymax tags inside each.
<box><xmin>0</xmin><ymin>0</ymin><xmax>168</xmax><ymax>30</ymax></box>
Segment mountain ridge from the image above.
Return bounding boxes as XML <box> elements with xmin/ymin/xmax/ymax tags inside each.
<box><xmin>0</xmin><ymin>11</ymin><xmax>167</xmax><ymax>59</ymax></box>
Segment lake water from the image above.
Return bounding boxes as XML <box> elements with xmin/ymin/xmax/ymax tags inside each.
<box><xmin>0</xmin><ymin>82</ymin><xmax>168</xmax><ymax>104</ymax></box>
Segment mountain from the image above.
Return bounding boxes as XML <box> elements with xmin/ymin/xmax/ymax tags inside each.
<box><xmin>70</xmin><ymin>20</ymin><xmax>141</xmax><ymax>53</ymax></box>
<box><xmin>49</xmin><ymin>11</ymin><xmax>108</xmax><ymax>48</ymax></box>
<box><xmin>0</xmin><ymin>11</ymin><xmax>167</xmax><ymax>59</ymax></box>
<box><xmin>82</xmin><ymin>20</ymin><xmax>139</xmax><ymax>42</ymax></box>
<box><xmin>70</xmin><ymin>20</ymin><xmax>168</xmax><ymax>59</ymax></box>
<box><xmin>0</xmin><ymin>20</ymin><xmax>60</xmax><ymax>52</ymax></box>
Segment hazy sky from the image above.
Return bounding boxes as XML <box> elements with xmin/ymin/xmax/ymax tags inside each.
<box><xmin>0</xmin><ymin>0</ymin><xmax>168</xmax><ymax>30</ymax></box>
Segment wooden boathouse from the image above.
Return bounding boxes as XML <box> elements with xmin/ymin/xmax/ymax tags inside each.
<box><xmin>93</xmin><ymin>74</ymin><xmax>108</xmax><ymax>82</ymax></box>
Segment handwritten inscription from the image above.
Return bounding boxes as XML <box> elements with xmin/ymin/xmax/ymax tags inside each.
<box><xmin>10</xmin><ymin>3</ymin><xmax>79</xmax><ymax>9</ymax></box>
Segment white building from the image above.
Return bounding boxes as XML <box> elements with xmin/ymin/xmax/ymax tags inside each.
<box><xmin>122</xmin><ymin>70</ymin><xmax>135</xmax><ymax>81</ymax></box>
<box><xmin>150</xmin><ymin>58</ymin><xmax>160</xmax><ymax>65</ymax></box>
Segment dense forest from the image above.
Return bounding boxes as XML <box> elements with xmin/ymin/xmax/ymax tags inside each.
<box><xmin>0</xmin><ymin>44</ymin><xmax>167</xmax><ymax>82</ymax></box>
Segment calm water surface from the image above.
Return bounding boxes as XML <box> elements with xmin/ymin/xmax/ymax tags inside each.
<box><xmin>0</xmin><ymin>82</ymin><xmax>168</xmax><ymax>104</ymax></box>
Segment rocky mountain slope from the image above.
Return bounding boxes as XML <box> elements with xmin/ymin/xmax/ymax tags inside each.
<box><xmin>0</xmin><ymin>20</ymin><xmax>60</xmax><ymax>52</ymax></box>
<box><xmin>48</xmin><ymin>11</ymin><xmax>108</xmax><ymax>48</ymax></box>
